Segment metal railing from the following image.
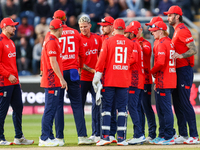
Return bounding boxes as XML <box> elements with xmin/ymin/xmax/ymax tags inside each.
<box><xmin>121</xmin><ymin>16</ymin><xmax>200</xmax><ymax>72</ymax></box>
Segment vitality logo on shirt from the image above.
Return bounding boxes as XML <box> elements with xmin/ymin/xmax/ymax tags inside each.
<box><xmin>85</xmin><ymin>49</ymin><xmax>98</xmax><ymax>55</ymax></box>
<box><xmin>8</xmin><ymin>51</ymin><xmax>16</xmax><ymax>58</ymax></box>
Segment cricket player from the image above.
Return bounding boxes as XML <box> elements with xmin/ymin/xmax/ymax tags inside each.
<box><xmin>52</xmin><ymin>10</ymin><xmax>93</xmax><ymax>145</ymax></box>
<box><xmin>164</xmin><ymin>5</ymin><xmax>199</xmax><ymax>144</ymax></box>
<box><xmin>149</xmin><ymin>21</ymin><xmax>177</xmax><ymax>145</ymax></box>
<box><xmin>93</xmin><ymin>18</ymin><xmax>137</xmax><ymax>146</ymax></box>
<box><xmin>79</xmin><ymin>16</ymin><xmax>102</xmax><ymax>141</ymax></box>
<box><xmin>39</xmin><ymin>19</ymin><xmax>67</xmax><ymax>146</ymax></box>
<box><xmin>0</xmin><ymin>18</ymin><xmax>34</xmax><ymax>146</ymax></box>
<box><xmin>124</xmin><ymin>25</ymin><xmax>146</xmax><ymax>145</ymax></box>
<box><xmin>132</xmin><ymin>21</ymin><xmax>156</xmax><ymax>142</ymax></box>
<box><xmin>146</xmin><ymin>17</ymin><xmax>178</xmax><ymax>144</ymax></box>
<box><xmin>97</xmin><ymin>16</ymin><xmax>117</xmax><ymax>143</ymax></box>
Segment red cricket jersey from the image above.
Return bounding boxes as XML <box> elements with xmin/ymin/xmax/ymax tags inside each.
<box><xmin>138</xmin><ymin>37</ymin><xmax>152</xmax><ymax>84</ymax></box>
<box><xmin>95</xmin><ymin>34</ymin><xmax>134</xmax><ymax>88</ymax></box>
<box><xmin>0</xmin><ymin>33</ymin><xmax>19</xmax><ymax>86</ymax></box>
<box><xmin>172</xmin><ymin>23</ymin><xmax>194</xmax><ymax>68</ymax></box>
<box><xmin>151</xmin><ymin>37</ymin><xmax>177</xmax><ymax>89</ymax></box>
<box><xmin>130</xmin><ymin>38</ymin><xmax>145</xmax><ymax>89</ymax></box>
<box><xmin>101</xmin><ymin>34</ymin><xmax>109</xmax><ymax>42</ymax></box>
<box><xmin>80</xmin><ymin>33</ymin><xmax>102</xmax><ymax>81</ymax></box>
<box><xmin>59</xmin><ymin>26</ymin><xmax>85</xmax><ymax>70</ymax></box>
<box><xmin>40</xmin><ymin>34</ymin><xmax>63</xmax><ymax>88</ymax></box>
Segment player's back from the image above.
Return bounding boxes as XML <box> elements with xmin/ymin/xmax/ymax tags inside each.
<box><xmin>59</xmin><ymin>26</ymin><xmax>84</xmax><ymax>70</ymax></box>
<box><xmin>97</xmin><ymin>34</ymin><xmax>134</xmax><ymax>87</ymax></box>
<box><xmin>130</xmin><ymin>38</ymin><xmax>144</xmax><ymax>89</ymax></box>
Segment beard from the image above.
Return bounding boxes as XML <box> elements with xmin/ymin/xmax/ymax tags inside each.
<box><xmin>127</xmin><ymin>33</ymin><xmax>131</xmax><ymax>40</ymax></box>
<box><xmin>9</xmin><ymin>32</ymin><xmax>15</xmax><ymax>37</ymax></box>
<box><xmin>169</xmin><ymin>17</ymin><xmax>176</xmax><ymax>26</ymax></box>
<box><xmin>103</xmin><ymin>30</ymin><xmax>110</xmax><ymax>35</ymax></box>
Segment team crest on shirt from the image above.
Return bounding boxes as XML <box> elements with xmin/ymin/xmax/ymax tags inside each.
<box><xmin>5</xmin><ymin>45</ymin><xmax>9</xmax><ymax>48</ymax></box>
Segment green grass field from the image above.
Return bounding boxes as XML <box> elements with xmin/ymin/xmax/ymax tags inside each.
<box><xmin>1</xmin><ymin>114</ymin><xmax>200</xmax><ymax>149</ymax></box>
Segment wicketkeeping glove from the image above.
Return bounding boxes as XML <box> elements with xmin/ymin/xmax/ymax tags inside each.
<box><xmin>96</xmin><ymin>81</ymin><xmax>103</xmax><ymax>105</ymax></box>
<box><xmin>92</xmin><ymin>71</ymin><xmax>102</xmax><ymax>93</ymax></box>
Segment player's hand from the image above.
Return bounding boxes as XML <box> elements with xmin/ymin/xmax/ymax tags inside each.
<box><xmin>153</xmin><ymin>73</ymin><xmax>156</xmax><ymax>78</ymax></box>
<box><xmin>8</xmin><ymin>74</ymin><xmax>17</xmax><ymax>84</ymax></box>
<box><xmin>139</xmin><ymin>41</ymin><xmax>143</xmax><ymax>48</ymax></box>
<box><xmin>60</xmin><ymin>78</ymin><xmax>68</xmax><ymax>90</ymax></box>
<box><xmin>172</xmin><ymin>52</ymin><xmax>183</xmax><ymax>59</ymax></box>
<box><xmin>154</xmin><ymin>84</ymin><xmax>157</xmax><ymax>92</ymax></box>
<box><xmin>78</xmin><ymin>68</ymin><xmax>82</xmax><ymax>76</ymax></box>
<box><xmin>90</xmin><ymin>69</ymin><xmax>96</xmax><ymax>74</ymax></box>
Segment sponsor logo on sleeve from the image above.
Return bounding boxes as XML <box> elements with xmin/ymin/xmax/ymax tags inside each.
<box><xmin>158</xmin><ymin>52</ymin><xmax>165</xmax><ymax>55</ymax></box>
<box><xmin>48</xmin><ymin>51</ymin><xmax>57</xmax><ymax>54</ymax></box>
<box><xmin>143</xmin><ymin>45</ymin><xmax>150</xmax><ymax>48</ymax></box>
<box><xmin>185</xmin><ymin>37</ymin><xmax>193</xmax><ymax>42</ymax></box>
<box><xmin>133</xmin><ymin>50</ymin><xmax>138</xmax><ymax>53</ymax></box>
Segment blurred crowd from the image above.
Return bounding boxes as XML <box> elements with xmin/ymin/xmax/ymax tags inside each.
<box><xmin>0</xmin><ymin>0</ymin><xmax>199</xmax><ymax>75</ymax></box>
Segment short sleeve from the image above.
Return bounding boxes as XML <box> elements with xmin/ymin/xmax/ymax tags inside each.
<box><xmin>179</xmin><ymin>29</ymin><xmax>194</xmax><ymax>44</ymax></box>
<box><xmin>46</xmin><ymin>40</ymin><xmax>59</xmax><ymax>57</ymax></box>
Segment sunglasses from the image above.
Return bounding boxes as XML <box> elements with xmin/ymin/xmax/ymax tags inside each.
<box><xmin>101</xmin><ymin>18</ymin><xmax>113</xmax><ymax>25</ymax></box>
<box><xmin>151</xmin><ymin>24</ymin><xmax>163</xmax><ymax>30</ymax></box>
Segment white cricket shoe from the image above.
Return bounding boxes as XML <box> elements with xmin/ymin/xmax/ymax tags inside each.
<box><xmin>96</xmin><ymin>139</ymin><xmax>111</xmax><ymax>146</ymax></box>
<box><xmin>94</xmin><ymin>136</ymin><xmax>101</xmax><ymax>143</ymax></box>
<box><xmin>88</xmin><ymin>135</ymin><xmax>95</xmax><ymax>141</ymax></box>
<box><xmin>38</xmin><ymin>138</ymin><xmax>58</xmax><ymax>146</ymax></box>
<box><xmin>174</xmin><ymin>136</ymin><xmax>188</xmax><ymax>144</ymax></box>
<box><xmin>183</xmin><ymin>137</ymin><xmax>200</xmax><ymax>144</ymax></box>
<box><xmin>14</xmin><ymin>135</ymin><xmax>34</xmax><ymax>145</ymax></box>
<box><xmin>78</xmin><ymin>137</ymin><xmax>94</xmax><ymax>145</ymax></box>
<box><xmin>53</xmin><ymin>138</ymin><xmax>65</xmax><ymax>146</ymax></box>
<box><xmin>117</xmin><ymin>139</ymin><xmax>128</xmax><ymax>146</ymax></box>
<box><xmin>127</xmin><ymin>135</ymin><xmax>146</xmax><ymax>145</ymax></box>
<box><xmin>173</xmin><ymin>133</ymin><xmax>178</xmax><ymax>139</ymax></box>
<box><xmin>145</xmin><ymin>136</ymin><xmax>152</xmax><ymax>143</ymax></box>
<box><xmin>0</xmin><ymin>140</ymin><xmax>13</xmax><ymax>145</ymax></box>
<box><xmin>109</xmin><ymin>136</ymin><xmax>117</xmax><ymax>143</ymax></box>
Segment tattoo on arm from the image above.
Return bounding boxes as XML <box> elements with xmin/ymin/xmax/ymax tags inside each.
<box><xmin>83</xmin><ymin>64</ymin><xmax>94</xmax><ymax>73</ymax></box>
<box><xmin>182</xmin><ymin>42</ymin><xmax>197</xmax><ymax>58</ymax></box>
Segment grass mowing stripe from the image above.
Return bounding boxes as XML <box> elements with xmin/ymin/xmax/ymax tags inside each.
<box><xmin>1</xmin><ymin>114</ymin><xmax>200</xmax><ymax>148</ymax></box>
